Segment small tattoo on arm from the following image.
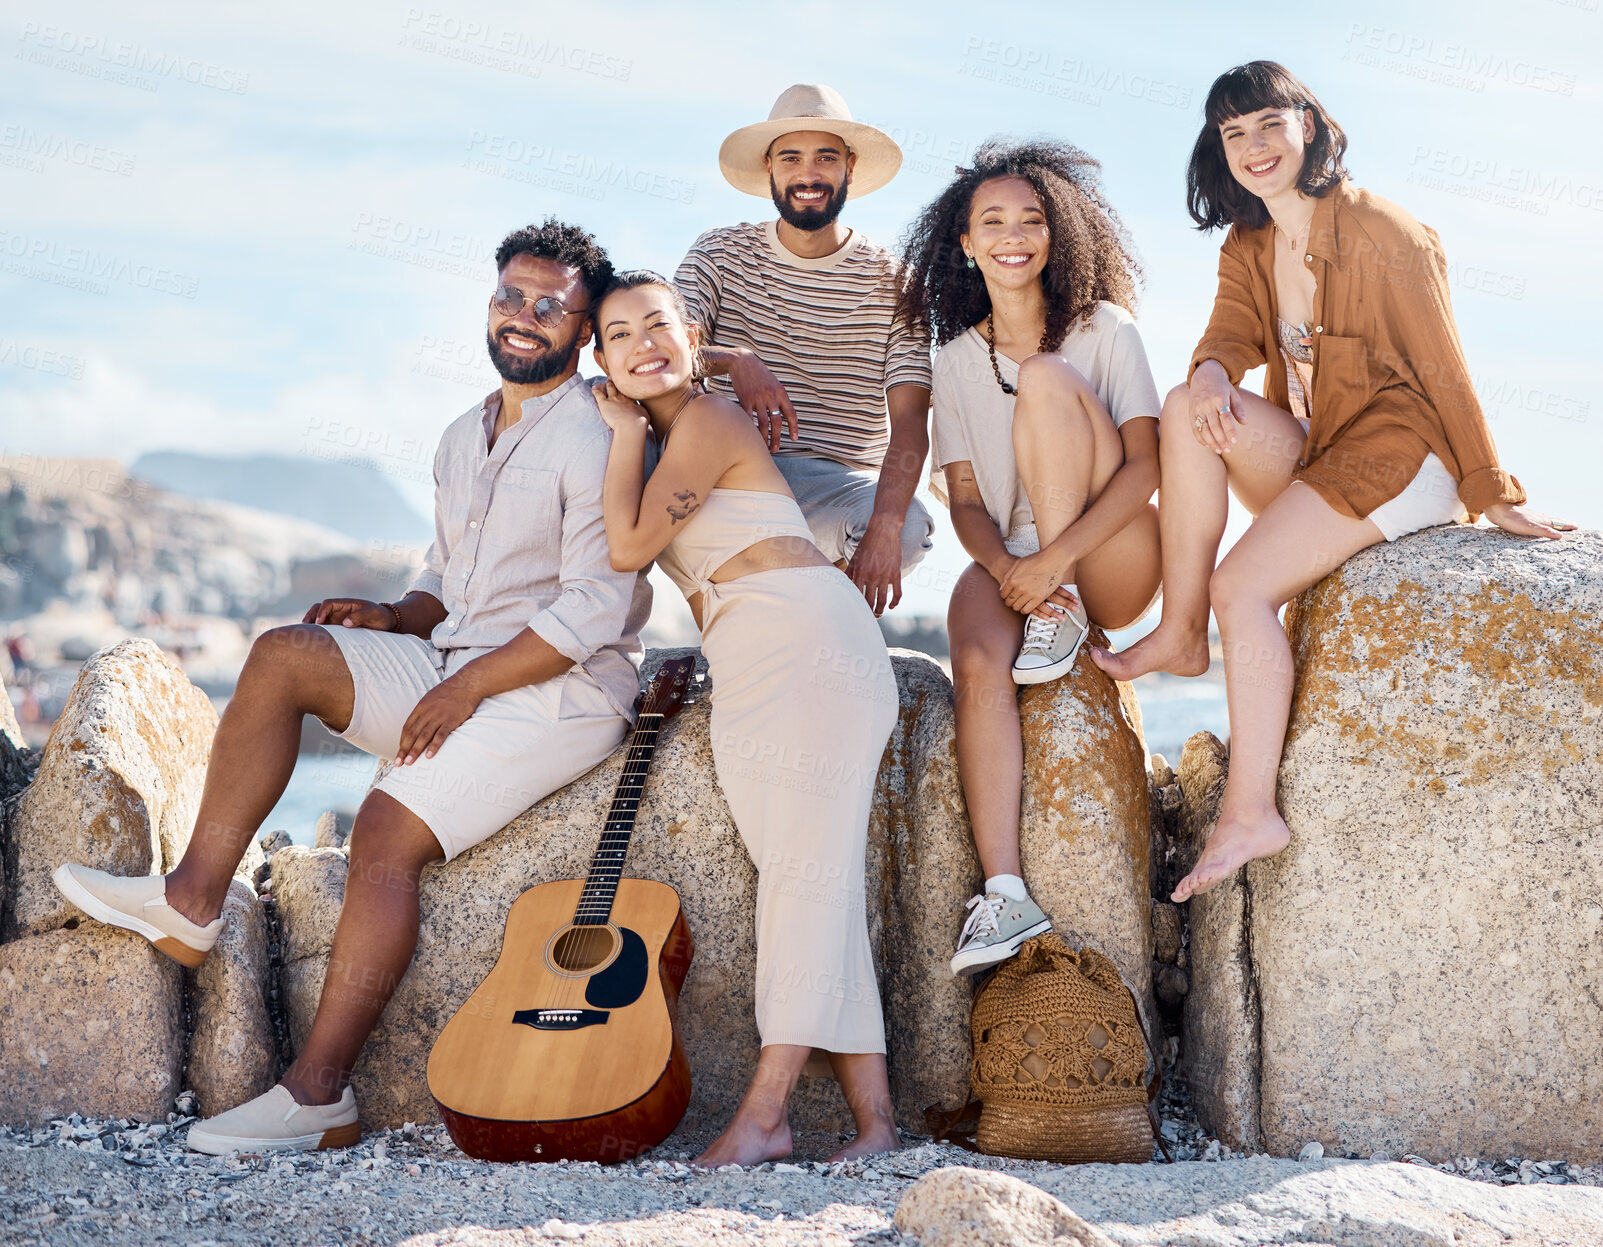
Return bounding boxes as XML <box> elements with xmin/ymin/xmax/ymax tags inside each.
<box><xmin>667</xmin><ymin>490</ymin><xmax>700</xmax><ymax>524</ymax></box>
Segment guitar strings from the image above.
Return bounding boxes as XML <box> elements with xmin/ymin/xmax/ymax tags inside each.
<box><xmin>539</xmin><ymin>671</ymin><xmax>681</xmax><ymax>1017</ymax></box>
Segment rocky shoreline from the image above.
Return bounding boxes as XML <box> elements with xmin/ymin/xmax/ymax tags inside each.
<box><xmin>5</xmin><ymin>1086</ymin><xmax>1601</xmax><ymax>1247</ymax></box>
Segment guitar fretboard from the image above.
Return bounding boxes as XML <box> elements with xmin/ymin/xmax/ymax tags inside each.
<box><xmin>573</xmin><ymin>713</ymin><xmax>662</xmax><ymax>926</ymax></box>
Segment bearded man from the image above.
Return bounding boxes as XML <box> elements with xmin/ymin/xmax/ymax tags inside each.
<box><xmin>52</xmin><ymin>218</ymin><xmax>651</xmax><ymax>1153</ymax></box>
<box><xmin>675</xmin><ymin>84</ymin><xmax>934</xmax><ymax>616</ymax></box>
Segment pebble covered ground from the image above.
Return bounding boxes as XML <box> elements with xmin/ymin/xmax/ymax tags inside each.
<box><xmin>3</xmin><ymin>1082</ymin><xmax>1599</xmax><ymax>1246</ymax></box>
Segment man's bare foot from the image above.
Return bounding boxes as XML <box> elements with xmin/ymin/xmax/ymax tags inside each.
<box><xmin>693</xmin><ymin>1113</ymin><xmax>793</xmax><ymax>1168</ymax></box>
<box><xmin>827</xmin><ymin>1127</ymin><xmax>900</xmax><ymax>1163</ymax></box>
<box><xmin>1172</xmin><ymin>809</ymin><xmax>1291</xmax><ymax>902</ymax></box>
<box><xmin>1090</xmin><ymin>625</ymin><xmax>1210</xmax><ymax>682</ymax></box>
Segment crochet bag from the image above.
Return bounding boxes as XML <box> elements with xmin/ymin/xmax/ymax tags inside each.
<box><xmin>928</xmin><ymin>933</ymin><xmax>1165</xmax><ymax>1164</ymax></box>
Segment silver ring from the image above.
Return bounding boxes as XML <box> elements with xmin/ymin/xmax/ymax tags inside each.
<box><xmin>1218</xmin><ymin>405</ymin><xmax>1230</xmax><ymax>417</ymax></box>
<box><xmin>767</xmin><ymin>408</ymin><xmax>781</xmax><ymax>416</ymax></box>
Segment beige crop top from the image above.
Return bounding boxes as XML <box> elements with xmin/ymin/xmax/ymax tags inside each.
<box><xmin>654</xmin><ymin>487</ymin><xmax>817</xmax><ymax>602</ymax></box>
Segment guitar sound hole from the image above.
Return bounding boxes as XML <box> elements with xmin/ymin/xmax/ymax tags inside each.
<box><xmin>550</xmin><ymin>926</ymin><xmax>620</xmax><ymax>974</ymax></box>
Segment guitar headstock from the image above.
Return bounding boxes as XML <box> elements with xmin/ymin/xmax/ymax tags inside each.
<box><xmin>637</xmin><ymin>656</ymin><xmax>699</xmax><ymax>722</ymax></box>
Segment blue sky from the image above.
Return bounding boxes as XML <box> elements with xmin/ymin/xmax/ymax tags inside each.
<box><xmin>3</xmin><ymin>0</ymin><xmax>1598</xmax><ymax>616</ymax></box>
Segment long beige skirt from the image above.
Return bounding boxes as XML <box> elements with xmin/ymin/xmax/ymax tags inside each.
<box><xmin>699</xmin><ymin>563</ymin><xmax>898</xmax><ymax>1054</ymax></box>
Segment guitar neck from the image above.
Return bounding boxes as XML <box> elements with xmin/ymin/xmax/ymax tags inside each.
<box><xmin>574</xmin><ymin>712</ymin><xmax>662</xmax><ymax>926</ymax></box>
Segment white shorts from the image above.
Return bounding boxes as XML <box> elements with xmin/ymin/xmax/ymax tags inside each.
<box><xmin>319</xmin><ymin>626</ymin><xmax>628</xmax><ymax>861</ymax></box>
<box><xmin>1295</xmin><ymin>418</ymin><xmax>1468</xmax><ymax>542</ymax></box>
<box><xmin>1366</xmin><ymin>452</ymin><xmax>1470</xmax><ymax>542</ymax></box>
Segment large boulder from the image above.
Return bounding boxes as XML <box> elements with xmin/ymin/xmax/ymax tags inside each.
<box><xmin>1018</xmin><ymin>630</ymin><xmax>1155</xmax><ymax>1032</ymax></box>
<box><xmin>273</xmin><ymin>651</ymin><xmax>981</xmax><ymax>1133</ymax></box>
<box><xmin>186</xmin><ymin>879</ymin><xmax>277</xmax><ymax>1117</ymax></box>
<box><xmin>1184</xmin><ymin>526</ymin><xmax>1603</xmax><ymax>1161</ymax></box>
<box><xmin>5</xmin><ymin>639</ymin><xmax>216</xmax><ymax>938</ymax></box>
<box><xmin>0</xmin><ymin>924</ymin><xmax>184</xmax><ymax>1124</ymax></box>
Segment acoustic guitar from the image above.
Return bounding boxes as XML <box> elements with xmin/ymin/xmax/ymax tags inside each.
<box><xmin>427</xmin><ymin>657</ymin><xmax>699</xmax><ymax>1163</ymax></box>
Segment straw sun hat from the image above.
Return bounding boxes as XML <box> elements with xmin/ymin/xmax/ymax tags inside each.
<box><xmin>717</xmin><ymin>83</ymin><xmax>902</xmax><ymax>199</ymax></box>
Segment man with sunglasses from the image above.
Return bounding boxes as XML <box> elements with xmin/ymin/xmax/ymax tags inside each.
<box><xmin>51</xmin><ymin>218</ymin><xmax>651</xmax><ymax>1154</ymax></box>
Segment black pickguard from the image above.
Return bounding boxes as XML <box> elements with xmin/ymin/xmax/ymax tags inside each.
<box><xmin>585</xmin><ymin>927</ymin><xmax>648</xmax><ymax>1009</ymax></box>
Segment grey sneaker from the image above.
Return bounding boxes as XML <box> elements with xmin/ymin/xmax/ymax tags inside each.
<box><xmin>1012</xmin><ymin>599</ymin><xmax>1091</xmax><ymax>685</ymax></box>
<box><xmin>52</xmin><ymin>863</ymin><xmax>224</xmax><ymax>967</ymax></box>
<box><xmin>950</xmin><ymin>892</ymin><xmax>1053</xmax><ymax>976</ymax></box>
<box><xmin>187</xmin><ymin>1084</ymin><xmax>361</xmax><ymax>1154</ymax></box>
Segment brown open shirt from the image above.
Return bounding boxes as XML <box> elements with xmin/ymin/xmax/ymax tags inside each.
<box><xmin>1189</xmin><ymin>179</ymin><xmax>1525</xmax><ymax>520</ymax></box>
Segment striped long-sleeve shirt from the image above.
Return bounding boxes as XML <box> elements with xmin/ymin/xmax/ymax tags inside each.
<box><xmin>674</xmin><ymin>221</ymin><xmax>932</xmax><ymax>471</ymax></box>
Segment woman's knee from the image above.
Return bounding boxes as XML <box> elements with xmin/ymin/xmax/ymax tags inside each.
<box><xmin>1014</xmin><ymin>353</ymin><xmax>1090</xmax><ymax>412</ymax></box>
<box><xmin>1160</xmin><ymin>382</ymin><xmax>1195</xmax><ymax>427</ymax></box>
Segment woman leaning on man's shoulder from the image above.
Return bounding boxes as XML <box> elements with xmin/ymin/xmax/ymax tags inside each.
<box><xmin>1094</xmin><ymin>60</ymin><xmax>1574</xmax><ymax>903</ymax></box>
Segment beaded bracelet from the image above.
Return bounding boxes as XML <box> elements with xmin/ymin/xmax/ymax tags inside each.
<box><xmin>381</xmin><ymin>602</ymin><xmax>404</xmax><ymax>633</ymax></box>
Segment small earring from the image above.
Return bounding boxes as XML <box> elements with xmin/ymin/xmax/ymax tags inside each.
<box><xmin>965</xmin><ymin>256</ymin><xmax>975</xmax><ymax>268</ymax></box>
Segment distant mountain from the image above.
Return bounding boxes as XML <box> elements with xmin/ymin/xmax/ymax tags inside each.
<box><xmin>130</xmin><ymin>451</ymin><xmax>431</xmax><ymax>545</ymax></box>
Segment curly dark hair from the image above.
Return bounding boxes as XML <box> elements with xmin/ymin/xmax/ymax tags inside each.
<box><xmin>1186</xmin><ymin>61</ymin><xmax>1349</xmax><ymax>232</ymax></box>
<box><xmin>895</xmin><ymin>138</ymin><xmax>1141</xmax><ymax>350</ymax></box>
<box><xmin>494</xmin><ymin>217</ymin><xmax>614</xmax><ymax>303</ymax></box>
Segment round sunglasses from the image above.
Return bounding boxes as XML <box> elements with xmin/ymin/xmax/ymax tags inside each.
<box><xmin>490</xmin><ymin>285</ymin><xmax>588</xmax><ymax>328</ymax></box>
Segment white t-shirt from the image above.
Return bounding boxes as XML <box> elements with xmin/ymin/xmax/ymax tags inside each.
<box><xmin>929</xmin><ymin>301</ymin><xmax>1161</xmax><ymax>535</ymax></box>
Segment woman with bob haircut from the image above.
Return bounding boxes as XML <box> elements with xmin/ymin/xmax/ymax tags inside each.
<box><xmin>589</xmin><ymin>269</ymin><xmax>900</xmax><ymax>1167</ymax></box>
<box><xmin>1095</xmin><ymin>61</ymin><xmax>1571</xmax><ymax>901</ymax></box>
<box><xmin>897</xmin><ymin>138</ymin><xmax>1163</xmax><ymax>976</ymax></box>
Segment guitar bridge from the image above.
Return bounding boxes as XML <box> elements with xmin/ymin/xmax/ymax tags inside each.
<box><xmin>511</xmin><ymin>1007</ymin><xmax>611</xmax><ymax>1031</ymax></box>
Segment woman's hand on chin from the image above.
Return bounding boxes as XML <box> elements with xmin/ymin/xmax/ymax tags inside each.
<box><xmin>591</xmin><ymin>378</ymin><xmax>650</xmax><ymax>434</ymax></box>
<box><xmin>1483</xmin><ymin>502</ymin><xmax>1576</xmax><ymax>541</ymax></box>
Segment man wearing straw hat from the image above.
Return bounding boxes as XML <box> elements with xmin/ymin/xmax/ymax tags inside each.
<box><xmin>675</xmin><ymin>83</ymin><xmax>934</xmax><ymax>616</ymax></box>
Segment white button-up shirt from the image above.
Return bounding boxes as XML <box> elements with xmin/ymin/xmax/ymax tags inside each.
<box><xmin>407</xmin><ymin>374</ymin><xmax>652</xmax><ymax>721</ymax></box>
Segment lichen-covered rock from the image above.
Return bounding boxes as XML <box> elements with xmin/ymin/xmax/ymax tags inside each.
<box><xmin>272</xmin><ymin>652</ymin><xmax>980</xmax><ymax>1133</ymax></box>
<box><xmin>1175</xmin><ymin>730</ymin><xmax>1261</xmax><ymax>1153</ymax></box>
<box><xmin>1188</xmin><ymin>527</ymin><xmax>1603</xmax><ymax>1161</ymax></box>
<box><xmin>1018</xmin><ymin>631</ymin><xmax>1154</xmax><ymax>1031</ymax></box>
<box><xmin>0</xmin><ymin>924</ymin><xmax>184</xmax><ymax>1124</ymax></box>
<box><xmin>187</xmin><ymin>880</ymin><xmax>276</xmax><ymax>1117</ymax></box>
<box><xmin>894</xmin><ymin>1166</ymin><xmax>1118</xmax><ymax>1247</ymax></box>
<box><xmin>5</xmin><ymin>639</ymin><xmax>215</xmax><ymax>938</ymax></box>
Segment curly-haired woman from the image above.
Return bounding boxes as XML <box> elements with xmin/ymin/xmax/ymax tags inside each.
<box><xmin>897</xmin><ymin>138</ymin><xmax>1163</xmax><ymax>975</ymax></box>
<box><xmin>1093</xmin><ymin>62</ymin><xmax>1572</xmax><ymax>902</ymax></box>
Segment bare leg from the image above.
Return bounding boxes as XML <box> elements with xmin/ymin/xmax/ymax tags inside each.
<box><xmin>1093</xmin><ymin>385</ymin><xmax>1305</xmax><ymax>680</ymax></box>
<box><xmin>1172</xmin><ymin>482</ymin><xmax>1383</xmax><ymax>901</ymax></box>
<box><xmin>948</xmin><ymin>563</ymin><xmax>1026</xmax><ymax>879</ymax></box>
<box><xmin>1013</xmin><ymin>354</ymin><xmax>1123</xmax><ymax>573</ymax></box>
<box><xmin>694</xmin><ymin>1043</ymin><xmax>809</xmax><ymax>1167</ymax></box>
<box><xmin>278</xmin><ymin>790</ymin><xmax>443</xmax><ymax>1105</ymax></box>
<box><xmin>825</xmin><ymin>1052</ymin><xmax>900</xmax><ymax>1161</ymax></box>
<box><xmin>1014</xmin><ymin>355</ymin><xmax>1160</xmax><ymax>629</ymax></box>
<box><xmin>165</xmin><ymin>624</ymin><xmax>354</xmax><ymax>925</ymax></box>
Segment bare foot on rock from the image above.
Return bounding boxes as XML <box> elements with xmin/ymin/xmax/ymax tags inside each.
<box><xmin>1090</xmin><ymin>625</ymin><xmax>1210</xmax><ymax>682</ymax></box>
<box><xmin>1172</xmin><ymin>809</ymin><xmax>1291</xmax><ymax>902</ymax></box>
<box><xmin>693</xmin><ymin>1114</ymin><xmax>792</xmax><ymax>1169</ymax></box>
<box><xmin>827</xmin><ymin>1127</ymin><xmax>901</xmax><ymax>1163</ymax></box>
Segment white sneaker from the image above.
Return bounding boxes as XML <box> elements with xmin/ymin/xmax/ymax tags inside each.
<box><xmin>187</xmin><ymin>1085</ymin><xmax>361</xmax><ymax>1154</ymax></box>
<box><xmin>949</xmin><ymin>892</ymin><xmax>1053</xmax><ymax>976</ymax></box>
<box><xmin>52</xmin><ymin>863</ymin><xmax>224</xmax><ymax>967</ymax></box>
<box><xmin>1012</xmin><ymin>600</ymin><xmax>1091</xmax><ymax>685</ymax></box>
